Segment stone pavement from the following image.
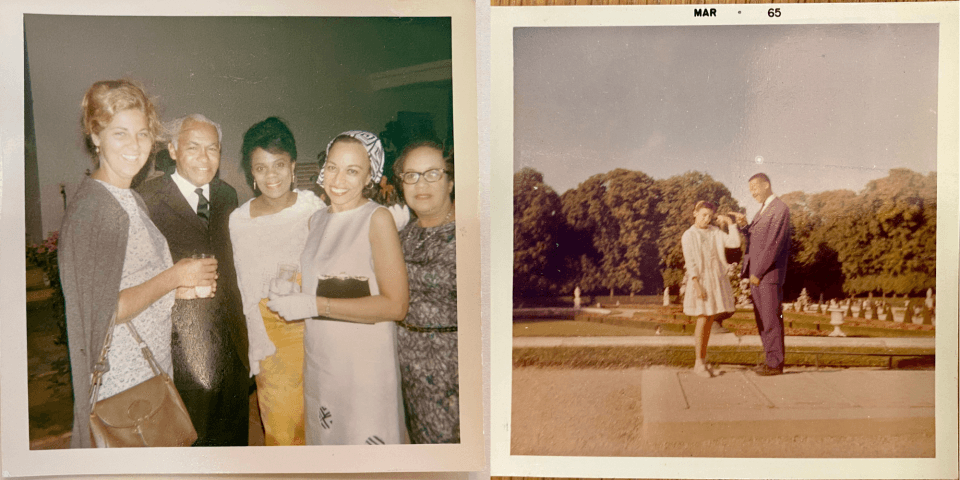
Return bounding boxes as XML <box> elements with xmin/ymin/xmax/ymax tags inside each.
<box><xmin>639</xmin><ymin>367</ymin><xmax>935</xmax><ymax>442</ymax></box>
<box><xmin>514</xmin><ymin>334</ymin><xmax>936</xmax><ymax>444</ymax></box>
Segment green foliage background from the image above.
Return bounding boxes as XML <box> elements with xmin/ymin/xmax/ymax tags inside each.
<box><xmin>513</xmin><ymin>167</ymin><xmax>936</xmax><ymax>300</ymax></box>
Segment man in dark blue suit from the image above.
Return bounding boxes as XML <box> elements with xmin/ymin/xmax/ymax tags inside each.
<box><xmin>732</xmin><ymin>173</ymin><xmax>791</xmax><ymax>376</ymax></box>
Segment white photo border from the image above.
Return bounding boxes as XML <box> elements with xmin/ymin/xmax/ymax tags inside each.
<box><xmin>0</xmin><ymin>0</ymin><xmax>483</xmax><ymax>476</ymax></box>
<box><xmin>490</xmin><ymin>3</ymin><xmax>959</xmax><ymax>478</ymax></box>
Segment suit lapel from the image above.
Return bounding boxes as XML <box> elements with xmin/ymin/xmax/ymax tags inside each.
<box><xmin>159</xmin><ymin>175</ymin><xmax>208</xmax><ymax>232</ymax></box>
<box><xmin>208</xmin><ymin>179</ymin><xmax>230</xmax><ymax>223</ymax></box>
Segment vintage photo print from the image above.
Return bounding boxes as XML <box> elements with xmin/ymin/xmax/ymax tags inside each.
<box><xmin>0</xmin><ymin>0</ymin><xmax>481</xmax><ymax>476</ymax></box>
<box><xmin>491</xmin><ymin>3</ymin><xmax>957</xmax><ymax>478</ymax></box>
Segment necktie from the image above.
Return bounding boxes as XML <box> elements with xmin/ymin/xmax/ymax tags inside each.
<box><xmin>196</xmin><ymin>187</ymin><xmax>209</xmax><ymax>220</ymax></box>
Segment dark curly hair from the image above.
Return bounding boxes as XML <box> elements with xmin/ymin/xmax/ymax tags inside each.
<box><xmin>391</xmin><ymin>140</ymin><xmax>454</xmax><ymax>203</ymax></box>
<box><xmin>240</xmin><ymin>117</ymin><xmax>297</xmax><ymax>192</ymax></box>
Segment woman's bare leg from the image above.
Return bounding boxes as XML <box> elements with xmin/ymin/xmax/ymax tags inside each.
<box><xmin>693</xmin><ymin>315</ymin><xmax>715</xmax><ymax>377</ymax></box>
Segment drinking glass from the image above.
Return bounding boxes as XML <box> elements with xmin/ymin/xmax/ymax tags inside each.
<box><xmin>272</xmin><ymin>263</ymin><xmax>300</xmax><ymax>295</ymax></box>
<box><xmin>191</xmin><ymin>253</ymin><xmax>215</xmax><ymax>298</ymax></box>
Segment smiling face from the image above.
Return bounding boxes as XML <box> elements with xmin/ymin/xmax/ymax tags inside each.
<box><xmin>90</xmin><ymin>108</ymin><xmax>153</xmax><ymax>188</ymax></box>
<box><xmin>401</xmin><ymin>146</ymin><xmax>453</xmax><ymax>222</ymax></box>
<box><xmin>694</xmin><ymin>206</ymin><xmax>715</xmax><ymax>229</ymax></box>
<box><xmin>749</xmin><ymin>177</ymin><xmax>772</xmax><ymax>204</ymax></box>
<box><xmin>169</xmin><ymin>119</ymin><xmax>220</xmax><ymax>187</ymax></box>
<box><xmin>322</xmin><ymin>140</ymin><xmax>372</xmax><ymax>212</ymax></box>
<box><xmin>250</xmin><ymin>148</ymin><xmax>295</xmax><ymax>200</ymax></box>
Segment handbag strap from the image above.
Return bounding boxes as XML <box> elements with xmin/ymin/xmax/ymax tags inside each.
<box><xmin>88</xmin><ymin>311</ymin><xmax>165</xmax><ymax>406</ymax></box>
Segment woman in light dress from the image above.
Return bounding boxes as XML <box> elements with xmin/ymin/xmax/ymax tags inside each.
<box><xmin>681</xmin><ymin>200</ymin><xmax>740</xmax><ymax>378</ymax></box>
<box><xmin>268</xmin><ymin>130</ymin><xmax>408</xmax><ymax>445</ymax></box>
<box><xmin>229</xmin><ymin>117</ymin><xmax>324</xmax><ymax>445</ymax></box>
<box><xmin>60</xmin><ymin>79</ymin><xmax>217</xmax><ymax>447</ymax></box>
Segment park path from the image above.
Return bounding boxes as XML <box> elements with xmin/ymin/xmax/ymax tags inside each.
<box><xmin>511</xmin><ymin>365</ymin><xmax>934</xmax><ymax>457</ymax></box>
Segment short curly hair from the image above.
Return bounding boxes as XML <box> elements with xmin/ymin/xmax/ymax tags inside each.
<box><xmin>240</xmin><ymin>117</ymin><xmax>297</xmax><ymax>192</ymax></box>
<box><xmin>391</xmin><ymin>140</ymin><xmax>455</xmax><ymax>203</ymax></box>
<box><xmin>81</xmin><ymin>79</ymin><xmax>161</xmax><ymax>157</ymax></box>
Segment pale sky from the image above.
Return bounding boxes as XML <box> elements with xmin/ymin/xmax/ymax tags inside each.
<box><xmin>514</xmin><ymin>24</ymin><xmax>939</xmax><ymax>216</ymax></box>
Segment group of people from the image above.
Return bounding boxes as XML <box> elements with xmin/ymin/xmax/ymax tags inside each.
<box><xmin>59</xmin><ymin>79</ymin><xmax>459</xmax><ymax>448</ymax></box>
<box><xmin>681</xmin><ymin>173</ymin><xmax>792</xmax><ymax>378</ymax></box>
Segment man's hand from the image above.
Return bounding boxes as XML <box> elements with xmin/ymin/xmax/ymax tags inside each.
<box><xmin>750</xmin><ymin>275</ymin><xmax>760</xmax><ymax>286</ymax></box>
<box><xmin>730</xmin><ymin>211</ymin><xmax>747</xmax><ymax>227</ymax></box>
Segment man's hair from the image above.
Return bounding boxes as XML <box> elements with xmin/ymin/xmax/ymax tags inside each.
<box><xmin>166</xmin><ymin>114</ymin><xmax>223</xmax><ymax>148</ymax></box>
<box><xmin>748</xmin><ymin>172</ymin><xmax>771</xmax><ymax>185</ymax></box>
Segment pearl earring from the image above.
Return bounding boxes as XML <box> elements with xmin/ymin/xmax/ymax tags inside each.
<box><xmin>253</xmin><ymin>180</ymin><xmax>257</xmax><ymax>190</ymax></box>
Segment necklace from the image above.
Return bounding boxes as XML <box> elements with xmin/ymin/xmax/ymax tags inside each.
<box><xmin>409</xmin><ymin>208</ymin><xmax>454</xmax><ymax>252</ymax></box>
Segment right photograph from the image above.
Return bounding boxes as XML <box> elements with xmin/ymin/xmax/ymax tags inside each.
<box><xmin>492</xmin><ymin>5</ymin><xmax>957</xmax><ymax>472</ymax></box>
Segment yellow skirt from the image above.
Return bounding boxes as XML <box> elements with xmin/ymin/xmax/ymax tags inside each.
<box><xmin>255</xmin><ymin>299</ymin><xmax>305</xmax><ymax>446</ymax></box>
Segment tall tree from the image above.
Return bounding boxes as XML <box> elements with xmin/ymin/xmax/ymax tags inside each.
<box><xmin>561</xmin><ymin>169</ymin><xmax>662</xmax><ymax>296</ymax></box>
<box><xmin>780</xmin><ymin>190</ymin><xmax>851</xmax><ymax>300</ymax></box>
<box><xmin>835</xmin><ymin>169</ymin><xmax>936</xmax><ymax>295</ymax></box>
<box><xmin>654</xmin><ymin>171</ymin><xmax>740</xmax><ymax>293</ymax></box>
<box><xmin>513</xmin><ymin>168</ymin><xmax>567</xmax><ymax>297</ymax></box>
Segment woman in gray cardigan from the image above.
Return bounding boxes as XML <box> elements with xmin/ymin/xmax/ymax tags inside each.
<box><xmin>59</xmin><ymin>79</ymin><xmax>218</xmax><ymax>448</ymax></box>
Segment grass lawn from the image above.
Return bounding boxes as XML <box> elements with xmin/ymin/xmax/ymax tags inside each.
<box><xmin>514</xmin><ymin>320</ymin><xmax>685</xmax><ymax>337</ymax></box>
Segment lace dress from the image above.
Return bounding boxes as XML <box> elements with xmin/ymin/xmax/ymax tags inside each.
<box><xmin>95</xmin><ymin>180</ymin><xmax>175</xmax><ymax>400</ymax></box>
<box><xmin>397</xmin><ymin>220</ymin><xmax>459</xmax><ymax>443</ymax></box>
<box><xmin>229</xmin><ymin>189</ymin><xmax>323</xmax><ymax>445</ymax></box>
<box><xmin>681</xmin><ymin>224</ymin><xmax>740</xmax><ymax>317</ymax></box>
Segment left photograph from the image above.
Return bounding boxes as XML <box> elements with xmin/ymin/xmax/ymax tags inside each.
<box><xmin>6</xmin><ymin>2</ymin><xmax>481</xmax><ymax>476</ymax></box>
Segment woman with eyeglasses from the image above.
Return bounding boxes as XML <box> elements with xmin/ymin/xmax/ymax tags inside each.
<box><xmin>267</xmin><ymin>130</ymin><xmax>409</xmax><ymax>445</ymax></box>
<box><xmin>392</xmin><ymin>141</ymin><xmax>459</xmax><ymax>443</ymax></box>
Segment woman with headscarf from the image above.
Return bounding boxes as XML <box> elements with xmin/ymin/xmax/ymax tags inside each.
<box><xmin>229</xmin><ymin>117</ymin><xmax>324</xmax><ymax>445</ymax></box>
<box><xmin>681</xmin><ymin>200</ymin><xmax>740</xmax><ymax>378</ymax></box>
<box><xmin>59</xmin><ymin>79</ymin><xmax>217</xmax><ymax>447</ymax></box>
<box><xmin>267</xmin><ymin>130</ymin><xmax>408</xmax><ymax>445</ymax></box>
<box><xmin>392</xmin><ymin>141</ymin><xmax>459</xmax><ymax>443</ymax></box>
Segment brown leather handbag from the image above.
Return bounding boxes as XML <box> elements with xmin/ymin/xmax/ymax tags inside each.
<box><xmin>88</xmin><ymin>313</ymin><xmax>197</xmax><ymax>448</ymax></box>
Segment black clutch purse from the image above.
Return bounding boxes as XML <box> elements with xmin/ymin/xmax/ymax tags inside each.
<box><xmin>316</xmin><ymin>275</ymin><xmax>371</xmax><ymax>320</ymax></box>
<box><xmin>316</xmin><ymin>275</ymin><xmax>371</xmax><ymax>299</ymax></box>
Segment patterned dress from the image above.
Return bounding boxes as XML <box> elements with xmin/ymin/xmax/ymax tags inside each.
<box><xmin>95</xmin><ymin>180</ymin><xmax>175</xmax><ymax>400</ymax></box>
<box><xmin>397</xmin><ymin>219</ymin><xmax>459</xmax><ymax>443</ymax></box>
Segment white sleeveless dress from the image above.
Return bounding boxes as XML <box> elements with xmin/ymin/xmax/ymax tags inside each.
<box><xmin>300</xmin><ymin>200</ymin><xmax>405</xmax><ymax>445</ymax></box>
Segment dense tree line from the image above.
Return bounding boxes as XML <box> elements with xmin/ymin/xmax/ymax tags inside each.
<box><xmin>514</xmin><ymin>167</ymin><xmax>937</xmax><ymax>300</ymax></box>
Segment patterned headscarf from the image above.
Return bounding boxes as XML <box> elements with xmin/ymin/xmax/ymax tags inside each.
<box><xmin>317</xmin><ymin>130</ymin><xmax>385</xmax><ymax>185</ymax></box>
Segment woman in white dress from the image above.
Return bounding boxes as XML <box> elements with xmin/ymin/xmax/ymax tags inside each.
<box><xmin>60</xmin><ymin>79</ymin><xmax>217</xmax><ymax>447</ymax></box>
<box><xmin>681</xmin><ymin>200</ymin><xmax>740</xmax><ymax>378</ymax></box>
<box><xmin>229</xmin><ymin>117</ymin><xmax>324</xmax><ymax>445</ymax></box>
<box><xmin>268</xmin><ymin>130</ymin><xmax>408</xmax><ymax>445</ymax></box>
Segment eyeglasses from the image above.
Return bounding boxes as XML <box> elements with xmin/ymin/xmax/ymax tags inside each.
<box><xmin>400</xmin><ymin>168</ymin><xmax>447</xmax><ymax>185</ymax></box>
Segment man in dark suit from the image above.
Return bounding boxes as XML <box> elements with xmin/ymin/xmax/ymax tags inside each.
<box><xmin>732</xmin><ymin>173</ymin><xmax>791</xmax><ymax>376</ymax></box>
<box><xmin>138</xmin><ymin>114</ymin><xmax>250</xmax><ymax>445</ymax></box>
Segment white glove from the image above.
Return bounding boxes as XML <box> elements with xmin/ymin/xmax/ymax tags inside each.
<box><xmin>266</xmin><ymin>293</ymin><xmax>318</xmax><ymax>321</ymax></box>
<box><xmin>388</xmin><ymin>204</ymin><xmax>411</xmax><ymax>229</ymax></box>
<box><xmin>269</xmin><ymin>278</ymin><xmax>300</xmax><ymax>295</ymax></box>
